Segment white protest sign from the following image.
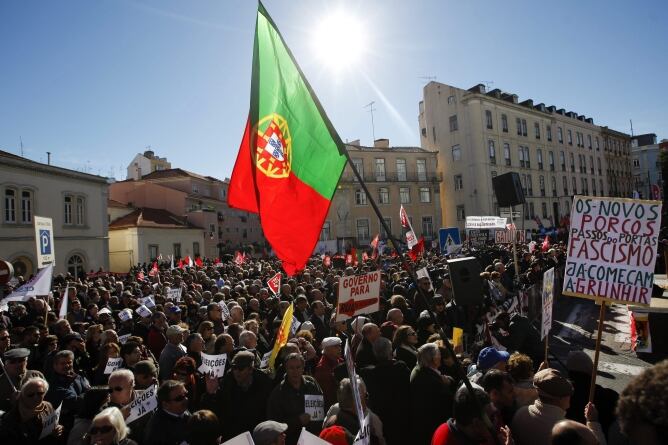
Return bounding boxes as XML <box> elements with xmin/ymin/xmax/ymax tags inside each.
<box><xmin>167</xmin><ymin>287</ymin><xmax>182</xmax><ymax>302</ymax></box>
<box><xmin>563</xmin><ymin>196</ymin><xmax>661</xmax><ymax>306</ymax></box>
<box><xmin>198</xmin><ymin>353</ymin><xmax>227</xmax><ymax>378</ymax></box>
<box><xmin>135</xmin><ymin>304</ymin><xmax>152</xmax><ymax>318</ymax></box>
<box><xmin>466</xmin><ymin>216</ymin><xmax>507</xmax><ymax>229</ymax></box>
<box><xmin>335</xmin><ymin>271</ymin><xmax>381</xmax><ymax>322</ymax></box>
<box><xmin>260</xmin><ymin>351</ymin><xmax>272</xmax><ymax>369</ymax></box>
<box><xmin>405</xmin><ymin>230</ymin><xmax>418</xmax><ymax>250</ymax></box>
<box><xmin>290</xmin><ymin>316</ymin><xmax>301</xmax><ymax>336</ymax></box>
<box><xmin>34</xmin><ymin>216</ymin><xmax>55</xmax><ymax>268</ymax></box>
<box><xmin>39</xmin><ymin>403</ymin><xmax>62</xmax><ymax>439</ymax></box>
<box><xmin>494</xmin><ymin>229</ymin><xmax>527</xmax><ymax>244</ymax></box>
<box><xmin>104</xmin><ymin>357</ymin><xmax>124</xmax><ymax>374</ymax></box>
<box><xmin>304</xmin><ymin>394</ymin><xmax>325</xmax><ymax>422</ymax></box>
<box><xmin>125</xmin><ymin>384</ymin><xmax>158</xmax><ymax>424</ymax></box>
<box><xmin>353</xmin><ymin>414</ymin><xmax>371</xmax><ymax>445</ymax></box>
<box><xmin>118</xmin><ymin>334</ymin><xmax>131</xmax><ymax>344</ymax></box>
<box><xmin>221</xmin><ymin>432</ymin><xmax>255</xmax><ymax>445</ymax></box>
<box><xmin>541</xmin><ymin>267</ymin><xmax>555</xmax><ymax>341</ymax></box>
<box><xmin>98</xmin><ymin>307</ymin><xmax>112</xmax><ymax>316</ymax></box>
<box><xmin>219</xmin><ymin>300</ymin><xmax>230</xmax><ymax>321</ymax></box>
<box><xmin>118</xmin><ymin>309</ymin><xmax>133</xmax><ymax>322</ymax></box>
<box><xmin>416</xmin><ymin>267</ymin><xmax>434</xmax><ymax>291</ymax></box>
<box><xmin>140</xmin><ymin>295</ymin><xmax>156</xmax><ymax>308</ymax></box>
<box><xmin>297</xmin><ymin>427</ymin><xmax>330</xmax><ymax>445</ymax></box>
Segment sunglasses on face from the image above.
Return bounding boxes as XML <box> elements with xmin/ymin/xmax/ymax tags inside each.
<box><xmin>170</xmin><ymin>394</ymin><xmax>188</xmax><ymax>402</ymax></box>
<box><xmin>89</xmin><ymin>425</ymin><xmax>113</xmax><ymax>435</ymax></box>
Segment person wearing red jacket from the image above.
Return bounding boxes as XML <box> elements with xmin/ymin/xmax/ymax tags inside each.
<box><xmin>314</xmin><ymin>336</ymin><xmax>343</xmax><ymax>410</ymax></box>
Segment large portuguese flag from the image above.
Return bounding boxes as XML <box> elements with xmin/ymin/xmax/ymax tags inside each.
<box><xmin>228</xmin><ymin>3</ymin><xmax>347</xmax><ymax>276</ymax></box>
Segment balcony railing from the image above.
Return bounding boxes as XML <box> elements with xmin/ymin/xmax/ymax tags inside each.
<box><xmin>339</xmin><ymin>172</ymin><xmax>442</xmax><ymax>183</ymax></box>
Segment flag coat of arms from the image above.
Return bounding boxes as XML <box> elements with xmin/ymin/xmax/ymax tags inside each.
<box><xmin>228</xmin><ymin>3</ymin><xmax>347</xmax><ymax>276</ymax></box>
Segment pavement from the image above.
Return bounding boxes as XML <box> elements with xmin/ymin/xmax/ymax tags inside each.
<box><xmin>547</xmin><ymin>293</ymin><xmax>667</xmax><ymax>395</ymax></box>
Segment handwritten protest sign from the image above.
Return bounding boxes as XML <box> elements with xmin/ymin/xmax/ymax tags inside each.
<box><xmin>304</xmin><ymin>394</ymin><xmax>325</xmax><ymax>421</ymax></box>
<box><xmin>135</xmin><ymin>304</ymin><xmax>152</xmax><ymax>318</ymax></box>
<box><xmin>465</xmin><ymin>216</ymin><xmax>507</xmax><ymax>229</ymax></box>
<box><xmin>39</xmin><ymin>403</ymin><xmax>62</xmax><ymax>439</ymax></box>
<box><xmin>197</xmin><ymin>353</ymin><xmax>227</xmax><ymax>378</ymax></box>
<box><xmin>118</xmin><ymin>334</ymin><xmax>131</xmax><ymax>344</ymax></box>
<box><xmin>140</xmin><ymin>295</ymin><xmax>156</xmax><ymax>308</ymax></box>
<box><xmin>563</xmin><ymin>196</ymin><xmax>661</xmax><ymax>305</ymax></box>
<box><xmin>495</xmin><ymin>229</ymin><xmax>527</xmax><ymax>244</ymax></box>
<box><xmin>335</xmin><ymin>271</ymin><xmax>381</xmax><ymax>322</ymax></box>
<box><xmin>118</xmin><ymin>308</ymin><xmax>133</xmax><ymax>322</ymax></box>
<box><xmin>166</xmin><ymin>288</ymin><xmax>182</xmax><ymax>302</ymax></box>
<box><xmin>219</xmin><ymin>300</ymin><xmax>230</xmax><ymax>320</ymax></box>
<box><xmin>125</xmin><ymin>385</ymin><xmax>158</xmax><ymax>424</ymax></box>
<box><xmin>467</xmin><ymin>229</ymin><xmax>490</xmax><ymax>247</ymax></box>
<box><xmin>541</xmin><ymin>267</ymin><xmax>555</xmax><ymax>340</ymax></box>
<box><xmin>104</xmin><ymin>357</ymin><xmax>123</xmax><ymax>374</ymax></box>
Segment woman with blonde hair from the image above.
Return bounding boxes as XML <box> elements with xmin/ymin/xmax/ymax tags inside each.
<box><xmin>86</xmin><ymin>407</ymin><xmax>137</xmax><ymax>445</ymax></box>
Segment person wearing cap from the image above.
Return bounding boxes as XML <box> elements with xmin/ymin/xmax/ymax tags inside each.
<box><xmin>267</xmin><ymin>352</ymin><xmax>324</xmax><ymax>445</ymax></box>
<box><xmin>314</xmin><ymin>337</ymin><xmax>343</xmax><ymax>410</ymax></box>
<box><xmin>510</xmin><ymin>368</ymin><xmax>605</xmax><ymax>445</ymax></box>
<box><xmin>200</xmin><ymin>350</ymin><xmax>273</xmax><ymax>441</ymax></box>
<box><xmin>0</xmin><ymin>348</ymin><xmax>33</xmax><ymax>411</ymax></box>
<box><xmin>470</xmin><ymin>346</ymin><xmax>510</xmax><ymax>383</ymax></box>
<box><xmin>253</xmin><ymin>420</ymin><xmax>287</xmax><ymax>445</ymax></box>
<box><xmin>158</xmin><ymin>325</ymin><xmax>186</xmax><ymax>381</ymax></box>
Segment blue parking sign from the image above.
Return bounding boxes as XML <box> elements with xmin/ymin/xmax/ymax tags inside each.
<box><xmin>39</xmin><ymin>229</ymin><xmax>52</xmax><ymax>255</ymax></box>
<box><xmin>439</xmin><ymin>228</ymin><xmax>462</xmax><ymax>254</ymax></box>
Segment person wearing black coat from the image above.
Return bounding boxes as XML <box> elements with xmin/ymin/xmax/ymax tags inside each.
<box><xmin>355</xmin><ymin>323</ymin><xmax>380</xmax><ymax>369</ymax></box>
<box><xmin>143</xmin><ymin>381</ymin><xmax>191</xmax><ymax>445</ymax></box>
<box><xmin>409</xmin><ymin>343</ymin><xmax>453</xmax><ymax>445</ymax></box>
<box><xmin>359</xmin><ymin>338</ymin><xmax>411</xmax><ymax>445</ymax></box>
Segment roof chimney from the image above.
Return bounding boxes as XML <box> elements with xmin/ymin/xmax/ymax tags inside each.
<box><xmin>374</xmin><ymin>138</ymin><xmax>390</xmax><ymax>149</ymax></box>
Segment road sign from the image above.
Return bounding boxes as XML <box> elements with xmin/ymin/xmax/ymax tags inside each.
<box><xmin>34</xmin><ymin>216</ymin><xmax>55</xmax><ymax>268</ymax></box>
<box><xmin>439</xmin><ymin>228</ymin><xmax>462</xmax><ymax>254</ymax></box>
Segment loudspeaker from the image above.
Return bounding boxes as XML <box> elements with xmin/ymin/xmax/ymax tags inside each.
<box><xmin>492</xmin><ymin>172</ymin><xmax>525</xmax><ymax>207</ymax></box>
<box><xmin>447</xmin><ymin>257</ymin><xmax>483</xmax><ymax>306</ymax></box>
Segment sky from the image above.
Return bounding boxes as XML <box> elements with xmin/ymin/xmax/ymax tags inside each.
<box><xmin>1</xmin><ymin>0</ymin><xmax>667</xmax><ymax>180</ymax></box>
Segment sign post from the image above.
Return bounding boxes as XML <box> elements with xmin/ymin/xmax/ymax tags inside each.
<box><xmin>34</xmin><ymin>216</ymin><xmax>55</xmax><ymax>268</ymax></box>
<box><xmin>541</xmin><ymin>267</ymin><xmax>555</xmax><ymax>363</ymax></box>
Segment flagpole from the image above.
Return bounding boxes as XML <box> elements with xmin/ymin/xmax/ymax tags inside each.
<box><xmin>340</xmin><ymin>150</ymin><xmax>501</xmax><ymax>445</ymax></box>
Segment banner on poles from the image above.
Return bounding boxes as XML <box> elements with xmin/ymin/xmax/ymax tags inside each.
<box><xmin>541</xmin><ymin>267</ymin><xmax>555</xmax><ymax>340</ymax></box>
<box><xmin>198</xmin><ymin>353</ymin><xmax>227</xmax><ymax>378</ymax></box>
<box><xmin>563</xmin><ymin>196</ymin><xmax>661</xmax><ymax>305</ymax></box>
<box><xmin>465</xmin><ymin>216</ymin><xmax>507</xmax><ymax>229</ymax></box>
<box><xmin>495</xmin><ymin>229</ymin><xmax>527</xmax><ymax>244</ymax></box>
<box><xmin>335</xmin><ymin>271</ymin><xmax>381</xmax><ymax>322</ymax></box>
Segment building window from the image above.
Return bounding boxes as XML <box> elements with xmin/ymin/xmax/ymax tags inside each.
<box><xmin>529</xmin><ymin>203</ymin><xmax>535</xmax><ymax>219</ymax></box>
<box><xmin>456</xmin><ymin>205</ymin><xmax>466</xmax><ymax>221</ymax></box>
<box><xmin>4</xmin><ymin>189</ymin><xmax>16</xmax><ymax>223</ymax></box>
<box><xmin>590</xmin><ymin>156</ymin><xmax>595</xmax><ymax>174</ymax></box>
<box><xmin>558</xmin><ymin>127</ymin><xmax>563</xmax><ymax>143</ymax></box>
<box><xmin>547</xmin><ymin>125</ymin><xmax>552</xmax><ymax>141</ymax></box>
<box><xmin>399</xmin><ymin>187</ymin><xmax>410</xmax><ymax>204</ymax></box>
<box><xmin>537</xmin><ymin>149</ymin><xmax>543</xmax><ymax>170</ymax></box>
<box><xmin>592</xmin><ymin>178</ymin><xmax>597</xmax><ymax>196</ymax></box>
<box><xmin>76</xmin><ymin>197</ymin><xmax>85</xmax><ymax>226</ymax></box>
<box><xmin>516</xmin><ymin>118</ymin><xmax>522</xmax><ymax>136</ymax></box>
<box><xmin>587</xmin><ymin>134</ymin><xmax>592</xmax><ymax>149</ymax></box>
<box><xmin>193</xmin><ymin>242</ymin><xmax>200</xmax><ymax>257</ymax></box>
<box><xmin>542</xmin><ymin>202</ymin><xmax>548</xmax><ymax>219</ymax></box>
<box><xmin>451</xmin><ymin>145</ymin><xmax>461</xmax><ymax>161</ymax></box>
<box><xmin>518</xmin><ymin>147</ymin><xmax>525</xmax><ymax>168</ymax></box>
<box><xmin>485</xmin><ymin>110</ymin><xmax>493</xmax><ymax>129</ymax></box>
<box><xmin>320</xmin><ymin>221</ymin><xmax>331</xmax><ymax>241</ymax></box>
<box><xmin>524</xmin><ymin>147</ymin><xmax>531</xmax><ymax>169</ymax></box>
<box><xmin>488</xmin><ymin>140</ymin><xmax>496</xmax><ymax>164</ymax></box>
<box><xmin>419</xmin><ymin>187</ymin><xmax>431</xmax><ymax>203</ymax></box>
<box><xmin>633</xmin><ymin>158</ymin><xmax>640</xmax><ymax>168</ymax></box>
<box><xmin>416</xmin><ymin>159</ymin><xmax>427</xmax><ymax>181</ymax></box>
<box><xmin>563</xmin><ymin>176</ymin><xmax>568</xmax><ymax>196</ymax></box>
<box><xmin>20</xmin><ymin>190</ymin><xmax>32</xmax><ymax>224</ymax></box>
<box><xmin>581</xmin><ymin>178</ymin><xmax>587</xmax><ymax>194</ymax></box>
<box><xmin>447</xmin><ymin>95</ymin><xmax>456</xmax><ymax>104</ymax></box>
<box><xmin>64</xmin><ymin>196</ymin><xmax>73</xmax><ymax>225</ymax></box>
<box><xmin>356</xmin><ymin>219</ymin><xmax>370</xmax><ymax>243</ymax></box>
<box><xmin>534</xmin><ymin>122</ymin><xmax>540</xmax><ymax>139</ymax></box>
<box><xmin>380</xmin><ymin>217</ymin><xmax>392</xmax><ymax>238</ymax></box>
<box><xmin>595</xmin><ymin>137</ymin><xmax>600</xmax><ymax>151</ymax></box>
<box><xmin>600</xmin><ymin>179</ymin><xmax>604</xmax><ymax>195</ymax></box>
<box><xmin>192</xmin><ymin>184</ymin><xmax>199</xmax><ymax>194</ymax></box>
<box><xmin>374</xmin><ymin>158</ymin><xmax>386</xmax><ymax>181</ymax></box>
<box><xmin>548</xmin><ymin>151</ymin><xmax>555</xmax><ymax>171</ymax></box>
<box><xmin>522</xmin><ymin>119</ymin><xmax>527</xmax><ymax>136</ymax></box>
<box><xmin>539</xmin><ymin>175</ymin><xmax>546</xmax><ymax>197</ymax></box>
<box><xmin>570</xmin><ymin>153</ymin><xmax>575</xmax><ymax>172</ymax></box>
<box><xmin>173</xmin><ymin>243</ymin><xmax>182</xmax><ymax>259</ymax></box>
<box><xmin>454</xmin><ymin>175</ymin><xmax>463</xmax><ymax>190</ymax></box>
<box><xmin>352</xmin><ymin>158</ymin><xmax>364</xmax><ymax>181</ymax></box>
<box><xmin>501</xmin><ymin>114</ymin><xmax>508</xmax><ymax>132</ymax></box>
<box><xmin>378</xmin><ymin>187</ymin><xmax>389</xmax><ymax>204</ymax></box>
<box><xmin>422</xmin><ymin>216</ymin><xmax>433</xmax><ymax>238</ymax></box>
<box><xmin>572</xmin><ymin>177</ymin><xmax>577</xmax><ymax>194</ymax></box>
<box><xmin>567</xmin><ymin>129</ymin><xmax>573</xmax><ymax>145</ymax></box>
<box><xmin>355</xmin><ymin>189</ymin><xmax>367</xmax><ymax>205</ymax></box>
<box><xmin>396</xmin><ymin>159</ymin><xmax>407</xmax><ymax>181</ymax></box>
<box><xmin>551</xmin><ymin>176</ymin><xmax>557</xmax><ymax>197</ymax></box>
<box><xmin>526</xmin><ymin>174</ymin><xmax>533</xmax><ymax>196</ymax></box>
<box><xmin>560</xmin><ymin>151</ymin><xmax>566</xmax><ymax>171</ymax></box>
<box><xmin>503</xmin><ymin>143</ymin><xmax>511</xmax><ymax>166</ymax></box>
<box><xmin>597</xmin><ymin>158</ymin><xmax>602</xmax><ymax>175</ymax></box>
<box><xmin>67</xmin><ymin>254</ymin><xmax>86</xmax><ymax>280</ymax></box>
<box><xmin>149</xmin><ymin>245</ymin><xmax>159</xmax><ymax>261</ymax></box>
<box><xmin>449</xmin><ymin>115</ymin><xmax>458</xmax><ymax>132</ymax></box>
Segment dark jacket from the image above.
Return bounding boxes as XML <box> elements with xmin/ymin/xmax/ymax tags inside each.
<box><xmin>267</xmin><ymin>375</ymin><xmax>324</xmax><ymax>445</ymax></box>
<box><xmin>104</xmin><ymin>390</ymin><xmax>153</xmax><ymax>444</ymax></box>
<box><xmin>410</xmin><ymin>366</ymin><xmax>453</xmax><ymax>445</ymax></box>
<box><xmin>308</xmin><ymin>314</ymin><xmax>329</xmax><ymax>345</ymax></box>
<box><xmin>0</xmin><ymin>401</ymin><xmax>58</xmax><ymax>445</ymax></box>
<box><xmin>45</xmin><ymin>372</ymin><xmax>90</xmax><ymax>430</ymax></box>
<box><xmin>143</xmin><ymin>408</ymin><xmax>191</xmax><ymax>445</ymax></box>
<box><xmin>359</xmin><ymin>359</ymin><xmax>411</xmax><ymax>445</ymax></box>
<box><xmin>394</xmin><ymin>345</ymin><xmax>417</xmax><ymax>370</ymax></box>
<box><xmin>355</xmin><ymin>338</ymin><xmax>377</xmax><ymax>369</ymax></box>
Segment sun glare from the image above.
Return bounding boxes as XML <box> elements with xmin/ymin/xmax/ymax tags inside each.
<box><xmin>312</xmin><ymin>10</ymin><xmax>367</xmax><ymax>72</ymax></box>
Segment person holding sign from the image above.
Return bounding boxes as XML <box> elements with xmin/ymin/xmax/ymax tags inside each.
<box><xmin>0</xmin><ymin>376</ymin><xmax>63</xmax><ymax>443</ymax></box>
<box><xmin>102</xmin><ymin>369</ymin><xmax>151</xmax><ymax>443</ymax></box>
<box><xmin>87</xmin><ymin>407</ymin><xmax>137</xmax><ymax>445</ymax></box>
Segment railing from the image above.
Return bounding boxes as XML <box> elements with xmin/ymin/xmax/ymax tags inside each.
<box><xmin>339</xmin><ymin>172</ymin><xmax>442</xmax><ymax>183</ymax></box>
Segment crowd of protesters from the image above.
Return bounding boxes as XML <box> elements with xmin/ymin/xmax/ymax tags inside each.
<box><xmin>0</xmin><ymin>242</ymin><xmax>665</xmax><ymax>445</ymax></box>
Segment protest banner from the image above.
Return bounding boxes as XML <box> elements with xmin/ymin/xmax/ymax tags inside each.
<box><xmin>39</xmin><ymin>403</ymin><xmax>62</xmax><ymax>439</ymax></box>
<box><xmin>0</xmin><ymin>264</ymin><xmax>54</xmax><ymax>309</ymax></box>
<box><xmin>166</xmin><ymin>287</ymin><xmax>182</xmax><ymax>302</ymax></box>
<box><xmin>118</xmin><ymin>334</ymin><xmax>131</xmax><ymax>344</ymax></box>
<box><xmin>267</xmin><ymin>272</ymin><xmax>281</xmax><ymax>295</ymax></box>
<box><xmin>416</xmin><ymin>267</ymin><xmax>434</xmax><ymax>291</ymax></box>
<box><xmin>541</xmin><ymin>267</ymin><xmax>555</xmax><ymax>362</ymax></box>
<box><xmin>135</xmin><ymin>304</ymin><xmax>152</xmax><ymax>318</ymax></box>
<box><xmin>140</xmin><ymin>295</ymin><xmax>156</xmax><ymax>308</ymax></box>
<box><xmin>304</xmin><ymin>394</ymin><xmax>325</xmax><ymax>421</ymax></box>
<box><xmin>465</xmin><ymin>216</ymin><xmax>507</xmax><ymax>229</ymax></box>
<box><xmin>335</xmin><ymin>271</ymin><xmax>381</xmax><ymax>322</ymax></box>
<box><xmin>104</xmin><ymin>357</ymin><xmax>123</xmax><ymax>374</ymax></box>
<box><xmin>467</xmin><ymin>229</ymin><xmax>490</xmax><ymax>247</ymax></box>
<box><xmin>198</xmin><ymin>353</ymin><xmax>227</xmax><ymax>378</ymax></box>
<box><xmin>125</xmin><ymin>385</ymin><xmax>158</xmax><ymax>424</ymax></box>
<box><xmin>494</xmin><ymin>229</ymin><xmax>527</xmax><ymax>244</ymax></box>
<box><xmin>297</xmin><ymin>427</ymin><xmax>330</xmax><ymax>445</ymax></box>
<box><xmin>219</xmin><ymin>300</ymin><xmax>230</xmax><ymax>320</ymax></box>
<box><xmin>221</xmin><ymin>432</ymin><xmax>255</xmax><ymax>445</ymax></box>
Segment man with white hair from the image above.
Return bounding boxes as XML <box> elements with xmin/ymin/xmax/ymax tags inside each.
<box><xmin>386</xmin><ymin>308</ymin><xmax>404</xmax><ymax>326</ymax></box>
<box><xmin>314</xmin><ymin>337</ymin><xmax>343</xmax><ymax>410</ymax></box>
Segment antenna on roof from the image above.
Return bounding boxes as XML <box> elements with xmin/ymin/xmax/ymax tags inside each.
<box><xmin>630</xmin><ymin>119</ymin><xmax>634</xmax><ymax>137</ymax></box>
<box><xmin>364</xmin><ymin>101</ymin><xmax>377</xmax><ymax>143</ymax></box>
<box><xmin>418</xmin><ymin>76</ymin><xmax>437</xmax><ymax>82</ymax></box>
<box><xmin>20</xmin><ymin>136</ymin><xmax>24</xmax><ymax>157</ymax></box>
<box><xmin>479</xmin><ymin>80</ymin><xmax>494</xmax><ymax>91</ymax></box>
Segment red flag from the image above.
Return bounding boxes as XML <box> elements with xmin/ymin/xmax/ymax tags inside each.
<box><xmin>323</xmin><ymin>255</ymin><xmax>331</xmax><ymax>268</ymax></box>
<box><xmin>362</xmin><ymin>252</ymin><xmax>369</xmax><ymax>261</ymax></box>
<box><xmin>541</xmin><ymin>235</ymin><xmax>550</xmax><ymax>252</ymax></box>
<box><xmin>214</xmin><ymin>257</ymin><xmax>221</xmax><ymax>265</ymax></box>
<box><xmin>148</xmin><ymin>262</ymin><xmax>158</xmax><ymax>277</ymax></box>
<box><xmin>399</xmin><ymin>205</ymin><xmax>410</xmax><ymax>229</ymax></box>
<box><xmin>195</xmin><ymin>257</ymin><xmax>203</xmax><ymax>268</ymax></box>
<box><xmin>177</xmin><ymin>259</ymin><xmax>185</xmax><ymax>269</ymax></box>
<box><xmin>370</xmin><ymin>234</ymin><xmax>379</xmax><ymax>249</ymax></box>
<box><xmin>136</xmin><ymin>270</ymin><xmax>145</xmax><ymax>281</ymax></box>
<box><xmin>407</xmin><ymin>237</ymin><xmax>425</xmax><ymax>261</ymax></box>
<box><xmin>267</xmin><ymin>272</ymin><xmax>282</xmax><ymax>295</ymax></box>
<box><xmin>234</xmin><ymin>251</ymin><xmax>244</xmax><ymax>265</ymax></box>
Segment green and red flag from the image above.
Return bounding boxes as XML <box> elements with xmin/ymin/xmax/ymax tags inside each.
<box><xmin>228</xmin><ymin>2</ymin><xmax>347</xmax><ymax>276</ymax></box>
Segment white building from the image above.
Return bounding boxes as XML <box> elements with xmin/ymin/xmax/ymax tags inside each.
<box><xmin>126</xmin><ymin>149</ymin><xmax>171</xmax><ymax>180</ymax></box>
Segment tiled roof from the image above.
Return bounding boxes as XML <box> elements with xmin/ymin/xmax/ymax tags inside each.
<box><xmin>107</xmin><ymin>199</ymin><xmax>129</xmax><ymax>208</ymax></box>
<box><xmin>109</xmin><ymin>207</ymin><xmax>201</xmax><ymax>230</ymax></box>
<box><xmin>0</xmin><ymin>149</ymin><xmax>109</xmax><ymax>183</ymax></box>
<box><xmin>142</xmin><ymin>168</ymin><xmax>220</xmax><ymax>182</ymax></box>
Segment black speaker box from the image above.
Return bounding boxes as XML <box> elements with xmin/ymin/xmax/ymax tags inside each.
<box><xmin>447</xmin><ymin>257</ymin><xmax>483</xmax><ymax>306</ymax></box>
<box><xmin>492</xmin><ymin>172</ymin><xmax>525</xmax><ymax>207</ymax></box>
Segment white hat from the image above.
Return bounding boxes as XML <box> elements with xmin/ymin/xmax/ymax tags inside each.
<box><xmin>321</xmin><ymin>337</ymin><xmax>342</xmax><ymax>350</ymax></box>
<box><xmin>300</xmin><ymin>321</ymin><xmax>315</xmax><ymax>332</ymax></box>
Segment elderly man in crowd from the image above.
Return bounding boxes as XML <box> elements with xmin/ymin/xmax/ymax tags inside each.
<box><xmin>143</xmin><ymin>380</ymin><xmax>191</xmax><ymax>445</ymax></box>
<box><xmin>158</xmin><ymin>325</ymin><xmax>186</xmax><ymax>381</ymax></box>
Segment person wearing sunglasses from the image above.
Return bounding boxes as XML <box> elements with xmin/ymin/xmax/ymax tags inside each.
<box><xmin>86</xmin><ymin>407</ymin><xmax>137</xmax><ymax>445</ymax></box>
<box><xmin>0</xmin><ymin>376</ymin><xmax>63</xmax><ymax>443</ymax></box>
<box><xmin>143</xmin><ymin>380</ymin><xmax>191</xmax><ymax>445</ymax></box>
<box><xmin>392</xmin><ymin>325</ymin><xmax>418</xmax><ymax>370</ymax></box>
<box><xmin>101</xmin><ymin>369</ymin><xmax>150</xmax><ymax>444</ymax></box>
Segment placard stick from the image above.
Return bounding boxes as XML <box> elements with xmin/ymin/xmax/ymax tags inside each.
<box><xmin>589</xmin><ymin>301</ymin><xmax>607</xmax><ymax>403</ymax></box>
<box><xmin>544</xmin><ymin>335</ymin><xmax>549</xmax><ymax>364</ymax></box>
